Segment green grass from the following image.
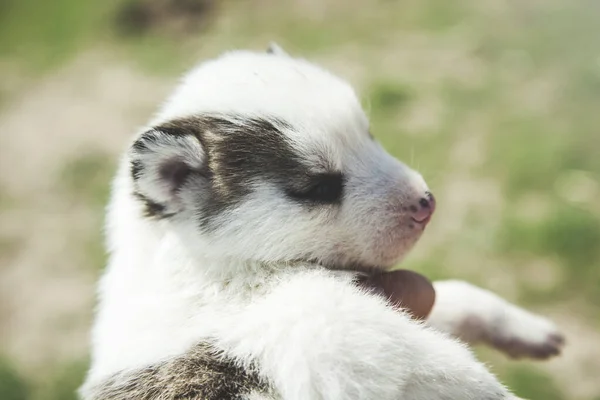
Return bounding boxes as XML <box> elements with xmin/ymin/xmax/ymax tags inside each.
<box><xmin>368</xmin><ymin>81</ymin><xmax>414</xmax><ymax>117</ymax></box>
<box><xmin>0</xmin><ymin>357</ymin><xmax>29</xmax><ymax>400</ymax></box>
<box><xmin>496</xmin><ymin>201</ymin><xmax>600</xmax><ymax>305</ymax></box>
<box><xmin>0</xmin><ymin>0</ymin><xmax>125</xmax><ymax>72</ymax></box>
<box><xmin>59</xmin><ymin>153</ymin><xmax>114</xmax><ymax>272</ymax></box>
<box><xmin>503</xmin><ymin>365</ymin><xmax>565</xmax><ymax>400</ymax></box>
<box><xmin>35</xmin><ymin>360</ymin><xmax>88</xmax><ymax>400</ymax></box>
<box><xmin>0</xmin><ymin>188</ymin><xmax>20</xmax><ymax>267</ymax></box>
<box><xmin>60</xmin><ymin>152</ymin><xmax>115</xmax><ymax>208</ymax></box>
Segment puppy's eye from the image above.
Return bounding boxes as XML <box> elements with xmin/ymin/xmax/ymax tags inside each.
<box><xmin>287</xmin><ymin>173</ymin><xmax>344</xmax><ymax>204</ymax></box>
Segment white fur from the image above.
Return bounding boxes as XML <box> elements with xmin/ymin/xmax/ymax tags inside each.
<box><xmin>428</xmin><ymin>280</ymin><xmax>563</xmax><ymax>359</ymax></box>
<box><xmin>83</xmin><ymin>49</ymin><xmax>533</xmax><ymax>399</ymax></box>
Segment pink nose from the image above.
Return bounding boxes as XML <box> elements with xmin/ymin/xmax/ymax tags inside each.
<box><xmin>411</xmin><ymin>192</ymin><xmax>435</xmax><ymax>225</ymax></box>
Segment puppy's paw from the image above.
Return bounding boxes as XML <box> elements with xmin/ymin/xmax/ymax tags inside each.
<box><xmin>428</xmin><ymin>281</ymin><xmax>565</xmax><ymax>361</ymax></box>
<box><xmin>487</xmin><ymin>305</ymin><xmax>565</xmax><ymax>360</ymax></box>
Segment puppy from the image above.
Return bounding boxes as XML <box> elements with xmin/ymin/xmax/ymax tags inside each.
<box><xmin>80</xmin><ymin>44</ymin><xmax>563</xmax><ymax>400</ymax></box>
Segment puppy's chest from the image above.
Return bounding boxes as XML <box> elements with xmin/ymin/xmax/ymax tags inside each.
<box><xmin>85</xmin><ymin>342</ymin><xmax>271</xmax><ymax>400</ymax></box>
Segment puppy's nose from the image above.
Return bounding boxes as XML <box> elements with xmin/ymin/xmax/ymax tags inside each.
<box><xmin>411</xmin><ymin>192</ymin><xmax>435</xmax><ymax>224</ymax></box>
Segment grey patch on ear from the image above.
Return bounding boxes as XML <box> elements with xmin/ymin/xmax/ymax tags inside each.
<box><xmin>266</xmin><ymin>42</ymin><xmax>288</xmax><ymax>56</ymax></box>
<box><xmin>129</xmin><ymin>126</ymin><xmax>206</xmax><ymax>218</ymax></box>
<box><xmin>80</xmin><ymin>342</ymin><xmax>274</xmax><ymax>400</ymax></box>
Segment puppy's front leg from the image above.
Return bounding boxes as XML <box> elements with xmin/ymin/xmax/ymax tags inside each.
<box><xmin>427</xmin><ymin>280</ymin><xmax>565</xmax><ymax>360</ymax></box>
<box><xmin>220</xmin><ymin>272</ymin><xmax>516</xmax><ymax>400</ymax></box>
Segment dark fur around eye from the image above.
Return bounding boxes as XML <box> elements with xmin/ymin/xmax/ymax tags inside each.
<box><xmin>286</xmin><ymin>173</ymin><xmax>344</xmax><ymax>204</ymax></box>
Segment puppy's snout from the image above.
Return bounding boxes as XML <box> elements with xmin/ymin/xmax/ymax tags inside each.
<box><xmin>411</xmin><ymin>192</ymin><xmax>435</xmax><ymax>225</ymax></box>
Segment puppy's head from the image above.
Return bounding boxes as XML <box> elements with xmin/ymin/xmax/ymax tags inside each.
<box><xmin>128</xmin><ymin>46</ymin><xmax>435</xmax><ymax>270</ymax></box>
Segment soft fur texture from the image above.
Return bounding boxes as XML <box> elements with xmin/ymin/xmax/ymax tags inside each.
<box><xmin>81</xmin><ymin>47</ymin><xmax>563</xmax><ymax>400</ymax></box>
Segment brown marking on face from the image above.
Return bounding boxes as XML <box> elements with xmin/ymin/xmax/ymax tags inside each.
<box><xmin>356</xmin><ymin>269</ymin><xmax>436</xmax><ymax>320</ymax></box>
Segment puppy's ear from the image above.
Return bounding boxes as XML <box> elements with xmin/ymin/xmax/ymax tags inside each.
<box><xmin>129</xmin><ymin>124</ymin><xmax>206</xmax><ymax>218</ymax></box>
<box><xmin>266</xmin><ymin>42</ymin><xmax>289</xmax><ymax>57</ymax></box>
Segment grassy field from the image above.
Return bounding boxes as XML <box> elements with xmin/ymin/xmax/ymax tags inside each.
<box><xmin>1</xmin><ymin>0</ymin><xmax>599</xmax><ymax>399</ymax></box>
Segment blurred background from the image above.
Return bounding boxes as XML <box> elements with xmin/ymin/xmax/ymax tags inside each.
<box><xmin>0</xmin><ymin>0</ymin><xmax>599</xmax><ymax>399</ymax></box>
